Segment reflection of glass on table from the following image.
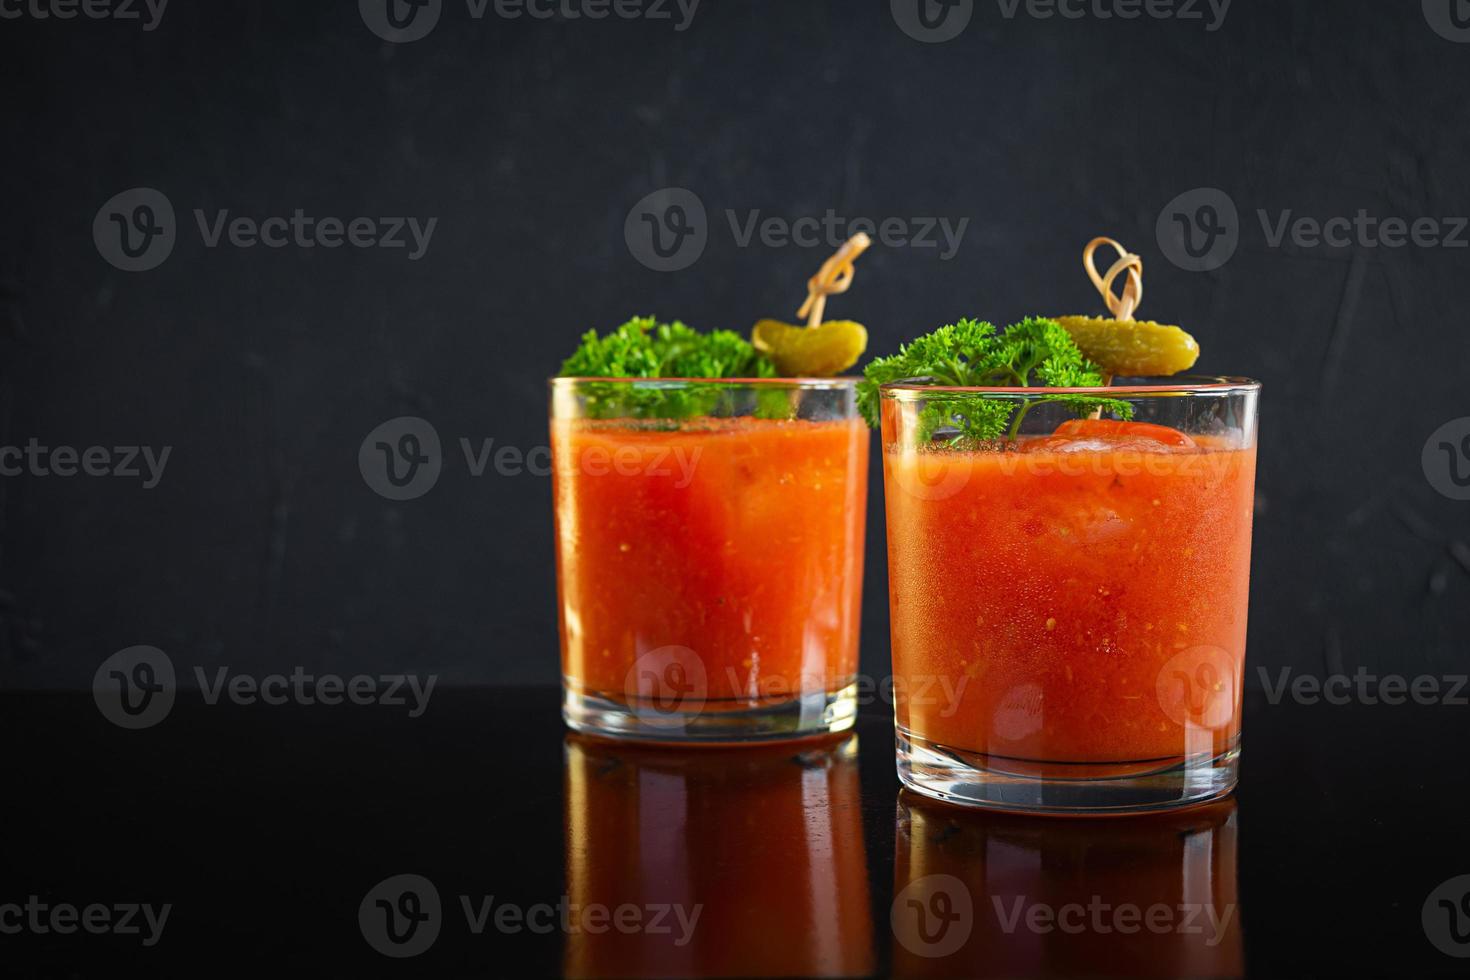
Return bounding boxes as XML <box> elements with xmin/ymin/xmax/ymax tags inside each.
<box><xmin>892</xmin><ymin>792</ymin><xmax>1242</xmax><ymax>978</ymax></box>
<box><xmin>563</xmin><ymin>734</ymin><xmax>874</xmax><ymax>978</ymax></box>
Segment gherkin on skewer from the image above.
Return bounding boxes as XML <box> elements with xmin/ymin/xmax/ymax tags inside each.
<box><xmin>1053</xmin><ymin>315</ymin><xmax>1200</xmax><ymax>378</ymax></box>
<box><xmin>750</xmin><ymin>233</ymin><xmax>871</xmax><ymax>377</ymax></box>
<box><xmin>752</xmin><ymin>318</ymin><xmax>868</xmax><ymax>377</ymax></box>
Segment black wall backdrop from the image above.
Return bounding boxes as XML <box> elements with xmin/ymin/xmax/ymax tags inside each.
<box><xmin>2</xmin><ymin>0</ymin><xmax>1468</xmax><ymax>690</ymax></box>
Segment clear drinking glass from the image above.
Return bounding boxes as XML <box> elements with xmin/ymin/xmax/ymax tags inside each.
<box><xmin>879</xmin><ymin>378</ymin><xmax>1260</xmax><ymax>812</ymax></box>
<box><xmin>551</xmin><ymin>377</ymin><xmax>868</xmax><ymax>742</ymax></box>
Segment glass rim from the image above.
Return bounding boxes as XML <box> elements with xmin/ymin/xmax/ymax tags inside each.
<box><xmin>879</xmin><ymin>374</ymin><xmax>1261</xmax><ymax>398</ymax></box>
<box><xmin>549</xmin><ymin>375</ymin><xmax>859</xmax><ymax>389</ymax></box>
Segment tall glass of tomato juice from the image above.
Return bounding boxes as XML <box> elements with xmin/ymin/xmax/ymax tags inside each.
<box><xmin>879</xmin><ymin>378</ymin><xmax>1260</xmax><ymax>812</ymax></box>
<box><xmin>551</xmin><ymin>377</ymin><xmax>868</xmax><ymax>742</ymax></box>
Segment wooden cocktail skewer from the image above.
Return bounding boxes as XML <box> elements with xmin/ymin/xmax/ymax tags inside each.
<box><xmin>1081</xmin><ymin>236</ymin><xmax>1145</xmax><ymax>387</ymax></box>
<box><xmin>750</xmin><ymin>234</ymin><xmax>872</xmax><ymax>377</ymax></box>
<box><xmin>796</xmin><ymin>233</ymin><xmax>872</xmax><ymax>328</ymax></box>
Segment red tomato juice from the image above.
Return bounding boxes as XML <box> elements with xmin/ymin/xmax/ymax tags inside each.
<box><xmin>882</xmin><ymin>416</ymin><xmax>1256</xmax><ymax>765</ymax></box>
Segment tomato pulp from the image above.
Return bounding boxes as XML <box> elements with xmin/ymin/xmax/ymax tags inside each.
<box><xmin>553</xmin><ymin>416</ymin><xmax>868</xmax><ymax>706</ymax></box>
<box><xmin>882</xmin><ymin>417</ymin><xmax>1256</xmax><ymax>765</ymax></box>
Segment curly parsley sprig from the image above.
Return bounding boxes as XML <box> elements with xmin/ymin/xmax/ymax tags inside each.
<box><xmin>856</xmin><ymin>317</ymin><xmax>1133</xmax><ymax>444</ymax></box>
<box><xmin>558</xmin><ymin>316</ymin><xmax>782</xmax><ymax>422</ymax></box>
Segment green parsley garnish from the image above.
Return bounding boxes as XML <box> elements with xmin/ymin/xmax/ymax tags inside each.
<box><xmin>856</xmin><ymin>317</ymin><xmax>1133</xmax><ymax>443</ymax></box>
<box><xmin>560</xmin><ymin>316</ymin><xmax>773</xmax><ymax>380</ymax></box>
<box><xmin>558</xmin><ymin>316</ymin><xmax>778</xmax><ymax>421</ymax></box>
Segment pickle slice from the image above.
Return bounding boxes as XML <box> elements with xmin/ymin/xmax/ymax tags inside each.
<box><xmin>752</xmin><ymin>318</ymin><xmax>868</xmax><ymax>377</ymax></box>
<box><xmin>1054</xmin><ymin>316</ymin><xmax>1200</xmax><ymax>377</ymax></box>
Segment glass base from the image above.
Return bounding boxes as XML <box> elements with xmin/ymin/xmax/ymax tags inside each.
<box><xmin>564</xmin><ymin>681</ymin><xmax>858</xmax><ymax>744</ymax></box>
<box><xmin>897</xmin><ymin>727</ymin><xmax>1239</xmax><ymax>815</ymax></box>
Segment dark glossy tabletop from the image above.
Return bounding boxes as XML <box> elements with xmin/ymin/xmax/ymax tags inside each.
<box><xmin>4</xmin><ymin>688</ymin><xmax>1468</xmax><ymax>977</ymax></box>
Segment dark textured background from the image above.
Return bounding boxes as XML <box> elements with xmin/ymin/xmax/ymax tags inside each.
<box><xmin>2</xmin><ymin>0</ymin><xmax>1468</xmax><ymax>689</ymax></box>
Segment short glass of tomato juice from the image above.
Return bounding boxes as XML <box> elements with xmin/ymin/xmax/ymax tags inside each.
<box><xmin>879</xmin><ymin>377</ymin><xmax>1260</xmax><ymax>812</ymax></box>
<box><xmin>551</xmin><ymin>377</ymin><xmax>868</xmax><ymax>742</ymax></box>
